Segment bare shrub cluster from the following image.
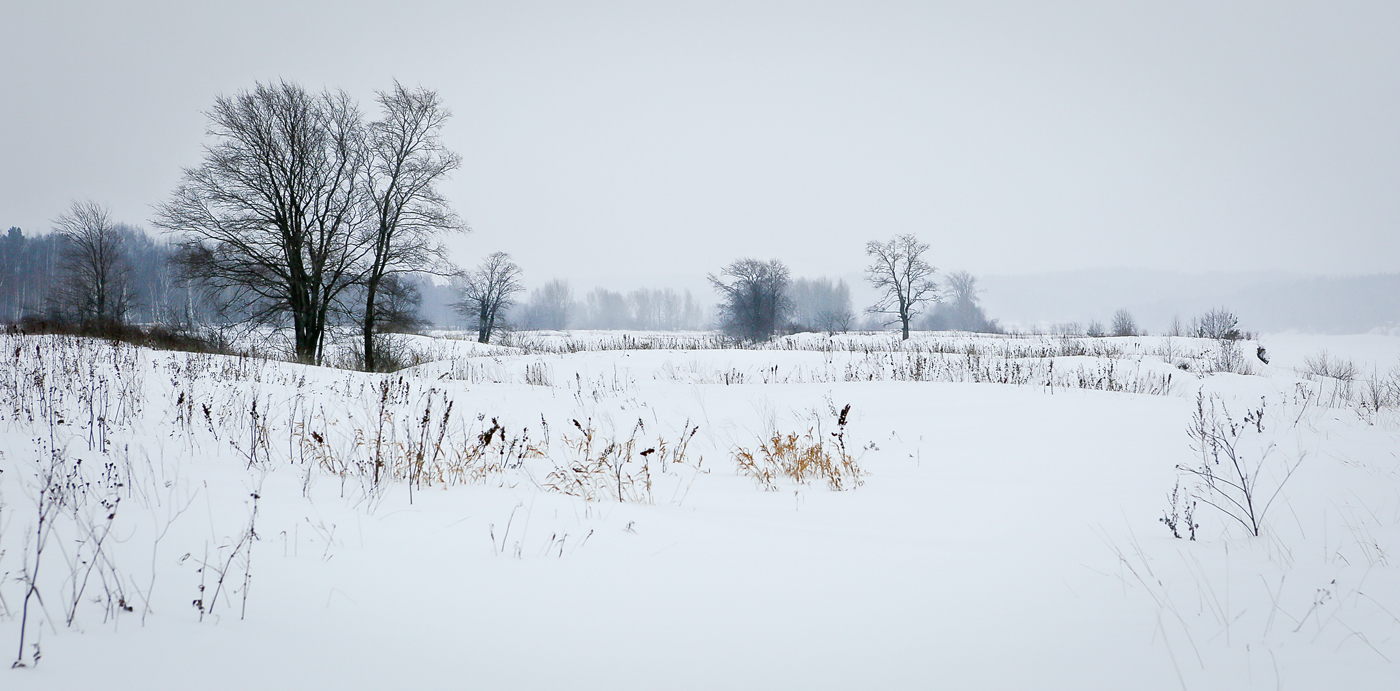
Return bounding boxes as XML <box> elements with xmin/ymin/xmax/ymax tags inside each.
<box><xmin>0</xmin><ymin>336</ymin><xmax>247</xmax><ymax>667</ymax></box>
<box><xmin>1298</xmin><ymin>349</ymin><xmax>1400</xmax><ymax>416</ymax></box>
<box><xmin>1303</xmin><ymin>349</ymin><xmax>1359</xmax><ymax>382</ymax></box>
<box><xmin>9</xmin><ymin>436</ymin><xmax>132</xmax><ymax>668</ymax></box>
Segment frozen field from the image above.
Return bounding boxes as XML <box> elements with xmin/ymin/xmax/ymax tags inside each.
<box><xmin>1</xmin><ymin>330</ymin><xmax>1398</xmax><ymax>689</ymax></box>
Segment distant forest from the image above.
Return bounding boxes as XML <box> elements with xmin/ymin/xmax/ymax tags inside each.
<box><xmin>7</xmin><ymin>221</ymin><xmax>1393</xmax><ymax>338</ymax></box>
<box><xmin>0</xmin><ymin>225</ymin><xmax>194</xmax><ymax>325</ymax></box>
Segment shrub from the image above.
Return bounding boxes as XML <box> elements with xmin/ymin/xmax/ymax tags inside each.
<box><xmin>1193</xmin><ymin>307</ymin><xmax>1242</xmax><ymax>340</ymax></box>
<box><xmin>9</xmin><ymin>316</ymin><xmax>231</xmax><ymax>355</ymax></box>
<box><xmin>1111</xmin><ymin>309</ymin><xmax>1138</xmax><ymax>337</ymax></box>
<box><xmin>1302</xmin><ymin>349</ymin><xmax>1357</xmax><ymax>382</ymax></box>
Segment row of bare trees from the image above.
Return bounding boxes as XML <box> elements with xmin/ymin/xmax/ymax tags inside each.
<box><xmin>513</xmin><ymin>282</ymin><xmax>709</xmax><ymax>331</ymax></box>
<box><xmin>156</xmin><ymin>80</ymin><xmax>463</xmax><ymax>368</ymax></box>
<box><xmin>710</xmin><ymin>234</ymin><xmax>945</xmax><ymax>341</ymax></box>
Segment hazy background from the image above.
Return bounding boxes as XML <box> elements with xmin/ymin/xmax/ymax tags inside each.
<box><xmin>3</xmin><ymin>1</ymin><xmax>1397</xmax><ymax>330</ymax></box>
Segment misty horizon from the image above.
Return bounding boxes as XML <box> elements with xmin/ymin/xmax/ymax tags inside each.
<box><xmin>4</xmin><ymin>2</ymin><xmax>1398</xmax><ymax>291</ymax></box>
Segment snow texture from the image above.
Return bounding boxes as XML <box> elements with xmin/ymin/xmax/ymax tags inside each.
<box><xmin>1</xmin><ymin>330</ymin><xmax>1398</xmax><ymax>689</ymax></box>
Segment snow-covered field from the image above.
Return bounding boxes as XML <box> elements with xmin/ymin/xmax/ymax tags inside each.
<box><xmin>1</xmin><ymin>330</ymin><xmax>1398</xmax><ymax>689</ymax></box>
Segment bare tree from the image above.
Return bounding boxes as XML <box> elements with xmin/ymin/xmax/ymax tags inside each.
<box><xmin>943</xmin><ymin>271</ymin><xmax>980</xmax><ymax>307</ymax></box>
<box><xmin>156</xmin><ymin>81</ymin><xmax>368</xmax><ymax>364</ymax></box>
<box><xmin>52</xmin><ymin>200</ymin><xmax>132</xmax><ymax>326</ymax></box>
<box><xmin>521</xmin><ymin>279</ymin><xmax>572</xmax><ymax>330</ymax></box>
<box><xmin>927</xmin><ymin>270</ymin><xmax>999</xmax><ymax>333</ymax></box>
<box><xmin>571</xmin><ymin>287</ymin><xmax>705</xmax><ymax>330</ymax></box>
<box><xmin>371</xmin><ymin>273</ymin><xmax>429</xmax><ymax>333</ymax></box>
<box><xmin>1111</xmin><ymin>308</ymin><xmax>1138</xmax><ymax>337</ymax></box>
<box><xmin>359</xmin><ymin>81</ymin><xmax>464</xmax><ymax>371</ymax></box>
<box><xmin>455</xmin><ymin>252</ymin><xmax>523</xmax><ymax>343</ymax></box>
<box><xmin>580</xmin><ymin>288</ymin><xmax>632</xmax><ymax>329</ymax></box>
<box><xmin>1194</xmin><ymin>307</ymin><xmax>1242</xmax><ymax>340</ymax></box>
<box><xmin>788</xmin><ymin>277</ymin><xmax>854</xmax><ymax>335</ymax></box>
<box><xmin>709</xmin><ymin>258</ymin><xmax>790</xmax><ymax>341</ymax></box>
<box><xmin>865</xmin><ymin>234</ymin><xmax>938</xmax><ymax>340</ymax></box>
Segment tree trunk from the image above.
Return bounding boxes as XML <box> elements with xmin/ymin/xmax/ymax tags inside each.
<box><xmin>478</xmin><ymin>312</ymin><xmax>491</xmax><ymax>343</ymax></box>
<box><xmin>362</xmin><ymin>272</ymin><xmax>381</xmax><ymax>372</ymax></box>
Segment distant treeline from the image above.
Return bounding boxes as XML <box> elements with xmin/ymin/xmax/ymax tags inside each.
<box><xmin>4</xmin><ymin>218</ymin><xmax>1013</xmax><ymax>341</ymax></box>
<box><xmin>0</xmin><ymin>225</ymin><xmax>201</xmax><ymax>325</ymax></box>
<box><xmin>499</xmin><ymin>278</ymin><xmax>854</xmax><ymax>333</ymax></box>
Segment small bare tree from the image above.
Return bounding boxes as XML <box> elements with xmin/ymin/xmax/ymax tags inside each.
<box><xmin>1111</xmin><ymin>309</ymin><xmax>1138</xmax><ymax>337</ymax></box>
<box><xmin>709</xmin><ymin>258</ymin><xmax>791</xmax><ymax>341</ymax></box>
<box><xmin>359</xmin><ymin>81</ymin><xmax>464</xmax><ymax>371</ymax></box>
<box><xmin>455</xmin><ymin>252</ymin><xmax>523</xmax><ymax>343</ymax></box>
<box><xmin>52</xmin><ymin>200</ymin><xmax>132</xmax><ymax>327</ymax></box>
<box><xmin>1194</xmin><ymin>307</ymin><xmax>1241</xmax><ymax>340</ymax></box>
<box><xmin>865</xmin><ymin>234</ymin><xmax>937</xmax><ymax>340</ymax></box>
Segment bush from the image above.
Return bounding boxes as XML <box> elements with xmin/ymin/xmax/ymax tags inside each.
<box><xmin>1302</xmin><ymin>349</ymin><xmax>1357</xmax><ymax>382</ymax></box>
<box><xmin>1111</xmin><ymin>309</ymin><xmax>1138</xmax><ymax>337</ymax></box>
<box><xmin>1194</xmin><ymin>307</ymin><xmax>1242</xmax><ymax>340</ymax></box>
<box><xmin>9</xmin><ymin>316</ymin><xmax>230</xmax><ymax>355</ymax></box>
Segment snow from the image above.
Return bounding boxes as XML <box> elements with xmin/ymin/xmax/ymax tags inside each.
<box><xmin>1</xmin><ymin>331</ymin><xmax>1397</xmax><ymax>689</ymax></box>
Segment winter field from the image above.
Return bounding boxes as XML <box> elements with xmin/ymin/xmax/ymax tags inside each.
<box><xmin>1</xmin><ymin>330</ymin><xmax>1398</xmax><ymax>690</ymax></box>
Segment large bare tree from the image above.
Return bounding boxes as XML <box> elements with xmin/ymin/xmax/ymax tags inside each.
<box><xmin>360</xmin><ymin>81</ymin><xmax>464</xmax><ymax>371</ymax></box>
<box><xmin>455</xmin><ymin>252</ymin><xmax>523</xmax><ymax>343</ymax></box>
<box><xmin>709</xmin><ymin>258</ymin><xmax>790</xmax><ymax>341</ymax></box>
<box><xmin>156</xmin><ymin>81</ymin><xmax>368</xmax><ymax>364</ymax></box>
<box><xmin>52</xmin><ymin>199</ymin><xmax>132</xmax><ymax>326</ymax></box>
<box><xmin>865</xmin><ymin>234</ymin><xmax>938</xmax><ymax>340</ymax></box>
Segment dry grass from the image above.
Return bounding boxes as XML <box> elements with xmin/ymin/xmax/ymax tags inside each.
<box><xmin>734</xmin><ymin>404</ymin><xmax>862</xmax><ymax>491</ymax></box>
<box><xmin>543</xmin><ymin>419</ymin><xmax>701</xmax><ymax>503</ymax></box>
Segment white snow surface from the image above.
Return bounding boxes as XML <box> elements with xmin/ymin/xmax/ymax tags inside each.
<box><xmin>1</xmin><ymin>331</ymin><xmax>1398</xmax><ymax>689</ymax></box>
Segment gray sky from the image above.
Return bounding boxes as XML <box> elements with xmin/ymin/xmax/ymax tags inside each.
<box><xmin>3</xmin><ymin>1</ymin><xmax>1397</xmax><ymax>291</ymax></box>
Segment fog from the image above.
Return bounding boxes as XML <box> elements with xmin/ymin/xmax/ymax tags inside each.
<box><xmin>2</xmin><ymin>1</ymin><xmax>1396</xmax><ymax>327</ymax></box>
<box><xmin>979</xmin><ymin>270</ymin><xmax>1400</xmax><ymax>334</ymax></box>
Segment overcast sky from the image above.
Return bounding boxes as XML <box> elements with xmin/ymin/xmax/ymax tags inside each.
<box><xmin>2</xmin><ymin>1</ymin><xmax>1397</xmax><ymax>291</ymax></box>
